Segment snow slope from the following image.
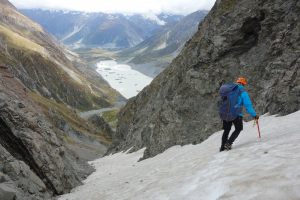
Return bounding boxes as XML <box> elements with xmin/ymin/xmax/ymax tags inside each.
<box><xmin>59</xmin><ymin>111</ymin><xmax>300</xmax><ymax>200</ymax></box>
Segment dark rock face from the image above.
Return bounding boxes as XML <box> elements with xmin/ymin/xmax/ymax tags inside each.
<box><xmin>0</xmin><ymin>92</ymin><xmax>80</xmax><ymax>199</ymax></box>
<box><xmin>0</xmin><ymin>1</ymin><xmax>113</xmax><ymax>199</ymax></box>
<box><xmin>88</xmin><ymin>114</ymin><xmax>114</xmax><ymax>139</ymax></box>
<box><xmin>112</xmin><ymin>0</ymin><xmax>300</xmax><ymax>159</ymax></box>
<box><xmin>0</xmin><ymin>183</ymin><xmax>16</xmax><ymax>200</ymax></box>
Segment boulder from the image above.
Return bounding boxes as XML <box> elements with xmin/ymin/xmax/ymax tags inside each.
<box><xmin>0</xmin><ymin>184</ymin><xmax>16</xmax><ymax>200</ymax></box>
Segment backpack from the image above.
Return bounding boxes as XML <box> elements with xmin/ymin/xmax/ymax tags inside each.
<box><xmin>218</xmin><ymin>83</ymin><xmax>243</xmax><ymax>121</ymax></box>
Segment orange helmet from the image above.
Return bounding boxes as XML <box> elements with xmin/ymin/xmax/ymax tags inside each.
<box><xmin>236</xmin><ymin>77</ymin><xmax>247</xmax><ymax>85</ymax></box>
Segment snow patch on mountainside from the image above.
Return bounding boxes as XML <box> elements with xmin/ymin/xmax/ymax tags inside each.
<box><xmin>153</xmin><ymin>31</ymin><xmax>170</xmax><ymax>51</ymax></box>
<box><xmin>154</xmin><ymin>40</ymin><xmax>167</xmax><ymax>50</ymax></box>
<box><xmin>142</xmin><ymin>13</ymin><xmax>166</xmax><ymax>26</ymax></box>
<box><xmin>61</xmin><ymin>25</ymin><xmax>84</xmax><ymax>41</ymax></box>
<box><xmin>69</xmin><ymin>38</ymin><xmax>84</xmax><ymax>49</ymax></box>
<box><xmin>135</xmin><ymin>47</ymin><xmax>148</xmax><ymax>54</ymax></box>
<box><xmin>59</xmin><ymin>111</ymin><xmax>300</xmax><ymax>200</ymax></box>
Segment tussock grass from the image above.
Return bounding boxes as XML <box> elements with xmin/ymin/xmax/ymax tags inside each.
<box><xmin>0</xmin><ymin>24</ymin><xmax>45</xmax><ymax>54</ymax></box>
<box><xmin>74</xmin><ymin>48</ymin><xmax>117</xmax><ymax>64</ymax></box>
<box><xmin>0</xmin><ymin>5</ymin><xmax>44</xmax><ymax>33</ymax></box>
<box><xmin>29</xmin><ymin>91</ymin><xmax>111</xmax><ymax>145</ymax></box>
<box><xmin>102</xmin><ymin>109</ymin><xmax>119</xmax><ymax>129</ymax></box>
<box><xmin>217</xmin><ymin>0</ymin><xmax>237</xmax><ymax>15</ymax></box>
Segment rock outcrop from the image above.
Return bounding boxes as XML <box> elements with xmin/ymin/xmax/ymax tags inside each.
<box><xmin>0</xmin><ymin>1</ymin><xmax>116</xmax><ymax>199</ymax></box>
<box><xmin>0</xmin><ymin>75</ymin><xmax>81</xmax><ymax>199</ymax></box>
<box><xmin>111</xmin><ymin>0</ymin><xmax>300</xmax><ymax>159</ymax></box>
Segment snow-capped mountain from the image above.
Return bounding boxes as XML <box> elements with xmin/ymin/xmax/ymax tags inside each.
<box><xmin>59</xmin><ymin>111</ymin><xmax>300</xmax><ymax>200</ymax></box>
<box><xmin>118</xmin><ymin>10</ymin><xmax>208</xmax><ymax>71</ymax></box>
<box><xmin>20</xmin><ymin>9</ymin><xmax>184</xmax><ymax>49</ymax></box>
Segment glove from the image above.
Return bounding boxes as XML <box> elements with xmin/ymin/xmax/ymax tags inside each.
<box><xmin>254</xmin><ymin>115</ymin><xmax>259</xmax><ymax>120</ymax></box>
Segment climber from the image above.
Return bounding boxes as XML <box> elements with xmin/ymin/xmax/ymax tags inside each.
<box><xmin>218</xmin><ymin>77</ymin><xmax>259</xmax><ymax>151</ymax></box>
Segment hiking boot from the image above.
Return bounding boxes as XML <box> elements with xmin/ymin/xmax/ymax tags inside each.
<box><xmin>224</xmin><ymin>143</ymin><xmax>232</xmax><ymax>151</ymax></box>
<box><xmin>219</xmin><ymin>146</ymin><xmax>225</xmax><ymax>152</ymax></box>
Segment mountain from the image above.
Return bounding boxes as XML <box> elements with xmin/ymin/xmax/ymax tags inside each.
<box><xmin>118</xmin><ymin>10</ymin><xmax>208</xmax><ymax>74</ymax></box>
<box><xmin>1</xmin><ymin>7</ymin><xmax>120</xmax><ymax>110</ymax></box>
<box><xmin>109</xmin><ymin>0</ymin><xmax>300</xmax><ymax>159</ymax></box>
<box><xmin>0</xmin><ymin>1</ymin><xmax>120</xmax><ymax>199</ymax></box>
<box><xmin>20</xmin><ymin>9</ymin><xmax>183</xmax><ymax>49</ymax></box>
<box><xmin>59</xmin><ymin>111</ymin><xmax>300</xmax><ymax>199</ymax></box>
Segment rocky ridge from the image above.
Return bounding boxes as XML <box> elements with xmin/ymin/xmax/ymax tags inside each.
<box><xmin>0</xmin><ymin>1</ymin><xmax>116</xmax><ymax>199</ymax></box>
<box><xmin>0</xmin><ymin>71</ymin><xmax>81</xmax><ymax>199</ymax></box>
<box><xmin>20</xmin><ymin>9</ymin><xmax>183</xmax><ymax>49</ymax></box>
<box><xmin>0</xmin><ymin>2</ymin><xmax>120</xmax><ymax>110</ymax></box>
<box><xmin>119</xmin><ymin>10</ymin><xmax>208</xmax><ymax>70</ymax></box>
<box><xmin>111</xmin><ymin>0</ymin><xmax>300</xmax><ymax>159</ymax></box>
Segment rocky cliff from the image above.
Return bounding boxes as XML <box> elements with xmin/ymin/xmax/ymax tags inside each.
<box><xmin>111</xmin><ymin>0</ymin><xmax>300</xmax><ymax>159</ymax></box>
<box><xmin>0</xmin><ymin>72</ymin><xmax>81</xmax><ymax>199</ymax></box>
<box><xmin>0</xmin><ymin>1</ymin><xmax>117</xmax><ymax>199</ymax></box>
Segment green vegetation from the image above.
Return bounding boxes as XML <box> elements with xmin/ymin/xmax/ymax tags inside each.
<box><xmin>101</xmin><ymin>109</ymin><xmax>119</xmax><ymax>129</ymax></box>
<box><xmin>63</xmin><ymin>134</ymin><xmax>76</xmax><ymax>144</ymax></box>
<box><xmin>10</xmin><ymin>46</ymin><xmax>113</xmax><ymax>111</ymax></box>
<box><xmin>29</xmin><ymin>91</ymin><xmax>112</xmax><ymax>145</ymax></box>
<box><xmin>217</xmin><ymin>0</ymin><xmax>237</xmax><ymax>15</ymax></box>
<box><xmin>0</xmin><ymin>24</ymin><xmax>117</xmax><ymax>111</ymax></box>
<box><xmin>0</xmin><ymin>51</ymin><xmax>17</xmax><ymax>66</ymax></box>
<box><xmin>0</xmin><ymin>24</ymin><xmax>45</xmax><ymax>54</ymax></box>
<box><xmin>74</xmin><ymin>48</ymin><xmax>117</xmax><ymax>65</ymax></box>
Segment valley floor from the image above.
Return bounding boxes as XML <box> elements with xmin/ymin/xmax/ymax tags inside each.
<box><xmin>58</xmin><ymin>111</ymin><xmax>300</xmax><ymax>200</ymax></box>
<box><xmin>96</xmin><ymin>60</ymin><xmax>153</xmax><ymax>99</ymax></box>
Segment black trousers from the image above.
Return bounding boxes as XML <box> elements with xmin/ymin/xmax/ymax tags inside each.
<box><xmin>221</xmin><ymin>116</ymin><xmax>243</xmax><ymax>147</ymax></box>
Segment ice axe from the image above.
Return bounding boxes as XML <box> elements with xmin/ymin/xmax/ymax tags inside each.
<box><xmin>253</xmin><ymin>119</ymin><xmax>261</xmax><ymax>138</ymax></box>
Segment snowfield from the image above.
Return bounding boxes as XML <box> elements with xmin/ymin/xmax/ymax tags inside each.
<box><xmin>59</xmin><ymin>111</ymin><xmax>300</xmax><ymax>200</ymax></box>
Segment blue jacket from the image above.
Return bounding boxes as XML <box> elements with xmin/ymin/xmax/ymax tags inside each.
<box><xmin>237</xmin><ymin>85</ymin><xmax>257</xmax><ymax>117</ymax></box>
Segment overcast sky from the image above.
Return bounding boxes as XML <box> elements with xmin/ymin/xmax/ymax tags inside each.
<box><xmin>9</xmin><ymin>0</ymin><xmax>216</xmax><ymax>15</ymax></box>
